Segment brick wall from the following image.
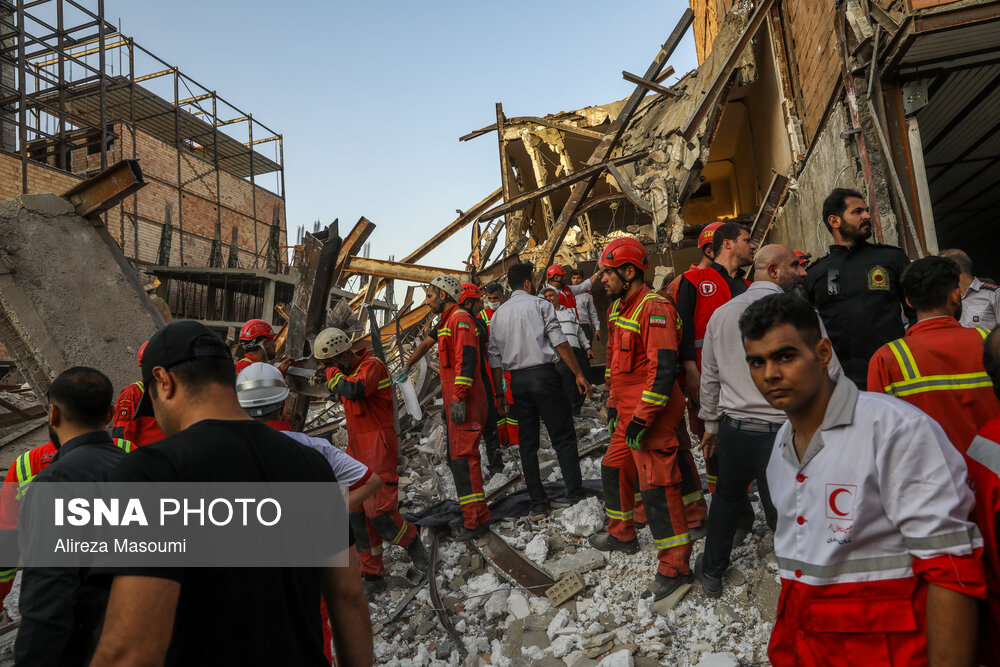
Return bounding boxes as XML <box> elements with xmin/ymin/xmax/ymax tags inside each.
<box><xmin>782</xmin><ymin>1</ymin><xmax>840</xmax><ymax>144</ymax></box>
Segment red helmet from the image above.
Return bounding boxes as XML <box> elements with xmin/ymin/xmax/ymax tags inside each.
<box><xmin>698</xmin><ymin>222</ymin><xmax>723</xmax><ymax>249</ymax></box>
<box><xmin>137</xmin><ymin>341</ymin><xmax>148</xmax><ymax>367</ymax></box>
<box><xmin>600</xmin><ymin>237</ymin><xmax>649</xmax><ymax>272</ymax></box>
<box><xmin>239</xmin><ymin>319</ymin><xmax>275</xmax><ymax>342</ymax></box>
<box><xmin>458</xmin><ymin>282</ymin><xmax>482</xmax><ymax>306</ymax></box>
<box><xmin>794</xmin><ymin>250</ymin><xmax>812</xmax><ymax>266</ymax></box>
<box><xmin>546</xmin><ymin>265</ymin><xmax>566</xmax><ymax>280</ymax></box>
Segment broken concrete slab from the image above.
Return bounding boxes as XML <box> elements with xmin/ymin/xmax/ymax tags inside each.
<box><xmin>0</xmin><ymin>193</ymin><xmax>161</xmax><ymax>401</ymax></box>
<box><xmin>695</xmin><ymin>652</ymin><xmax>739</xmax><ymax>667</ymax></box>
<box><xmin>548</xmin><ymin>549</ymin><xmax>608</xmax><ymax>579</ymax></box>
<box><xmin>651</xmin><ymin>582</ymin><xmax>693</xmax><ymax>615</ymax></box>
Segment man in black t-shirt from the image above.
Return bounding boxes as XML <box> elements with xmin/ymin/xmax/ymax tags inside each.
<box><xmin>89</xmin><ymin>321</ymin><xmax>372</xmax><ymax>667</ymax></box>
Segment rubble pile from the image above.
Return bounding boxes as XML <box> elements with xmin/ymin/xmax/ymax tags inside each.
<box><xmin>359</xmin><ymin>390</ymin><xmax>779</xmax><ymax>666</ymax></box>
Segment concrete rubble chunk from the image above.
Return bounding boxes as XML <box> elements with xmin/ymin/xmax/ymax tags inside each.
<box><xmin>17</xmin><ymin>193</ymin><xmax>75</xmax><ymax>217</ymax></box>
<box><xmin>564</xmin><ymin>650</ymin><xmax>599</xmax><ymax>667</ymax></box>
<box><xmin>548</xmin><ymin>549</ymin><xmax>607</xmax><ymax>579</ymax></box>
<box><xmin>507</xmin><ymin>591</ymin><xmax>531</xmax><ymax>619</ymax></box>
<box><xmin>695</xmin><ymin>652</ymin><xmax>739</xmax><ymax>667</ymax></box>
<box><xmin>557</xmin><ymin>497</ymin><xmax>605</xmax><ymax>537</ymax></box>
<box><xmin>651</xmin><ymin>582</ymin><xmax>693</xmax><ymax>615</ymax></box>
<box><xmin>597</xmin><ymin>649</ymin><xmax>634</xmax><ymax>667</ymax></box>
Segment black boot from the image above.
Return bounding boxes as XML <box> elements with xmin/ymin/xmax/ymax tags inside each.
<box><xmin>362</xmin><ymin>574</ymin><xmax>387</xmax><ymax>599</ymax></box>
<box><xmin>407</xmin><ymin>536</ymin><xmax>429</xmax><ymax>573</ymax></box>
<box><xmin>641</xmin><ymin>572</ymin><xmax>693</xmax><ymax>601</ymax></box>
<box><xmin>588</xmin><ymin>532</ymin><xmax>639</xmax><ymax>555</ymax></box>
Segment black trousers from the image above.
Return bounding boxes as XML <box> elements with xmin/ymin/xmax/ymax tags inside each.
<box><xmin>509</xmin><ymin>364</ymin><xmax>583</xmax><ymax>503</ymax></box>
<box><xmin>703</xmin><ymin>418</ymin><xmax>778</xmax><ymax>578</ymax></box>
<box><xmin>581</xmin><ymin>324</ymin><xmax>595</xmax><ymax>345</ymax></box>
<box><xmin>482</xmin><ymin>373</ymin><xmax>501</xmax><ymax>468</ymax></box>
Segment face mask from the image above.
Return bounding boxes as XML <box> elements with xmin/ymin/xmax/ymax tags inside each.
<box><xmin>487</xmin><ymin>300</ymin><xmax>501</xmax><ymax>310</ymax></box>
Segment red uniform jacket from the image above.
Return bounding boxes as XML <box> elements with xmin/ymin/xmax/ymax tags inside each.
<box><xmin>682</xmin><ymin>267</ymin><xmax>747</xmax><ymax>368</ymax></box>
<box><xmin>605</xmin><ymin>285</ymin><xmax>685</xmax><ymax>445</ymax></box>
<box><xmin>867</xmin><ymin>317</ymin><xmax>999</xmax><ymax>453</ymax></box>
<box><xmin>113</xmin><ymin>381</ymin><xmax>166</xmax><ymax>446</ymax></box>
<box><xmin>325</xmin><ymin>349</ymin><xmax>395</xmax><ymax>440</ymax></box>
<box><xmin>966</xmin><ymin>416</ymin><xmax>1000</xmax><ymax>665</ymax></box>
<box><xmin>437</xmin><ymin>304</ymin><xmax>486</xmax><ymax>416</ymax></box>
<box><xmin>234</xmin><ymin>355</ymin><xmax>258</xmax><ymax>374</ymax></box>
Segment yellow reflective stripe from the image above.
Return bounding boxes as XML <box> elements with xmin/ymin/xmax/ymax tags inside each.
<box><xmin>458</xmin><ymin>493</ymin><xmax>485</xmax><ymax>505</ymax></box>
<box><xmin>134</xmin><ymin>380</ymin><xmax>144</xmax><ymax>391</ymax></box>
<box><xmin>978</xmin><ymin>328</ymin><xmax>989</xmax><ymax>341</ymax></box>
<box><xmin>641</xmin><ymin>390</ymin><xmax>669</xmax><ymax>406</ymax></box>
<box><xmin>0</xmin><ymin>568</ymin><xmax>16</xmax><ymax>583</ymax></box>
<box><xmin>634</xmin><ymin>492</ymin><xmax>642</xmax><ymax>500</ymax></box>
<box><xmin>390</xmin><ymin>520</ymin><xmax>410</xmax><ymax>545</ymax></box>
<box><xmin>506</xmin><ymin>418</ymin><xmax>518</xmax><ymax>426</ymax></box>
<box><xmin>683</xmin><ymin>490</ymin><xmax>705</xmax><ymax>505</ymax></box>
<box><xmin>885</xmin><ymin>372</ymin><xmax>994</xmax><ymax>397</ymax></box>
<box><xmin>377</xmin><ymin>378</ymin><xmax>392</xmax><ymax>389</ymax></box>
<box><xmin>114</xmin><ymin>438</ymin><xmax>136</xmax><ymax>453</ymax></box>
<box><xmin>326</xmin><ymin>371</ymin><xmax>344</xmax><ymax>392</ymax></box>
<box><xmin>616</xmin><ymin>293</ymin><xmax>667</xmax><ymax>334</ymax></box>
<box><xmin>605</xmin><ymin>508</ymin><xmax>634</xmax><ymax>520</ymax></box>
<box><xmin>616</xmin><ymin>319</ymin><xmax>641</xmax><ymax>334</ymax></box>
<box><xmin>455</xmin><ymin>376</ymin><xmax>474</xmax><ymax>386</ymax></box>
<box><xmin>369</xmin><ymin>544</ymin><xmax>384</xmax><ymax>556</ymax></box>
<box><xmin>706</xmin><ymin>474</ymin><xmax>718</xmax><ymax>484</ymax></box>
<box><xmin>438</xmin><ymin>327</ymin><xmax>452</xmax><ymax>337</ymax></box>
<box><xmin>887</xmin><ymin>339</ymin><xmax>919</xmax><ymax>380</ymax></box>
<box><xmin>15</xmin><ymin>453</ymin><xmax>32</xmax><ymax>500</ymax></box>
<box><xmin>654</xmin><ymin>532</ymin><xmax>691</xmax><ymax>549</ymax></box>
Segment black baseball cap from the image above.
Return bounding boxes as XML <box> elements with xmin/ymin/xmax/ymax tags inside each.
<box><xmin>136</xmin><ymin>321</ymin><xmax>233</xmax><ymax>416</ymax></box>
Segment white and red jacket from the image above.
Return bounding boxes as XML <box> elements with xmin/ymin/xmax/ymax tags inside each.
<box><xmin>767</xmin><ymin>375</ymin><xmax>985</xmax><ymax>666</ymax></box>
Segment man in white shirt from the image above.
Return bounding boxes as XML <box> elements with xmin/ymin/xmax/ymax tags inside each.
<box><xmin>739</xmin><ymin>292</ymin><xmax>984</xmax><ymax>667</ymax></box>
<box><xmin>570</xmin><ymin>269</ymin><xmax>601</xmax><ymax>343</ymax></box>
<box><xmin>541</xmin><ymin>286</ymin><xmax>593</xmax><ymax>415</ymax></box>
<box><xmin>696</xmin><ymin>245</ymin><xmax>842</xmax><ymax>596</ymax></box>
<box><xmin>939</xmin><ymin>248</ymin><xmax>1000</xmax><ymax>329</ymax></box>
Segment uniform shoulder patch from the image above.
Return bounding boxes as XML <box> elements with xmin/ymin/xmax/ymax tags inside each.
<box><xmin>648</xmin><ymin>313</ymin><xmax>667</xmax><ymax>327</ymax></box>
<box><xmin>867</xmin><ymin>265</ymin><xmax>890</xmax><ymax>291</ymax></box>
<box><xmin>698</xmin><ymin>280</ymin><xmax>718</xmax><ymax>297</ymax></box>
<box><xmin>457</xmin><ymin>321</ymin><xmax>470</xmax><ymax>329</ymax></box>
<box><xmin>981</xmin><ymin>282</ymin><xmax>998</xmax><ymax>291</ymax></box>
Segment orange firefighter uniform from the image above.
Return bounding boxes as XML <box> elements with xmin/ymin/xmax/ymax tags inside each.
<box><xmin>604</xmin><ymin>285</ymin><xmax>692</xmax><ymax>577</ymax></box>
<box><xmin>966</xmin><ymin>416</ymin><xmax>1000</xmax><ymax>664</ymax></box>
<box><xmin>438</xmin><ymin>303</ymin><xmax>491</xmax><ymax>530</ymax></box>
<box><xmin>325</xmin><ymin>348</ymin><xmax>417</xmax><ymax>576</ymax></box>
<box><xmin>111</xmin><ymin>380</ymin><xmax>166</xmax><ymax>446</ymax></box>
<box><xmin>867</xmin><ymin>317</ymin><xmax>1000</xmax><ymax>453</ymax></box>
<box><xmin>479</xmin><ymin>306</ymin><xmax>518</xmax><ymax>447</ymax></box>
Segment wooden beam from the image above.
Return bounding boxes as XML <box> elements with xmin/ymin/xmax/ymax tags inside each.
<box><xmin>536</xmin><ymin>9</ymin><xmax>694</xmax><ymax>277</ymax></box>
<box><xmin>63</xmin><ymin>159</ymin><xmax>145</xmax><ymax>221</ymax></box>
<box><xmin>653</xmin><ymin>65</ymin><xmax>676</xmax><ymax>83</ymax></box>
<box><xmin>682</xmin><ymin>0</ymin><xmax>776</xmax><ymax>141</ymax></box>
<box><xmin>344</xmin><ymin>256</ymin><xmax>467</xmax><ymax>284</ymax></box>
<box><xmin>460</xmin><ymin>116</ymin><xmax>606</xmax><ymax>142</ymax></box>
<box><xmin>497</xmin><ymin>103</ymin><xmax>512</xmax><ymax>202</ymax></box>
<box><xmin>622</xmin><ymin>70</ymin><xmax>679</xmax><ymax>97</ymax></box>
<box><xmin>477</xmin><ymin>151</ymin><xmax>649</xmax><ymax>224</ymax></box>
<box><xmin>749</xmin><ymin>173</ymin><xmax>790</xmax><ymax>244</ymax></box>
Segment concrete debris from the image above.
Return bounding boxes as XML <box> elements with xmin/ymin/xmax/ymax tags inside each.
<box><xmin>695</xmin><ymin>652</ymin><xmax>739</xmax><ymax>667</ymax></box>
<box><xmin>557</xmin><ymin>497</ymin><xmax>605</xmax><ymax>537</ymax></box>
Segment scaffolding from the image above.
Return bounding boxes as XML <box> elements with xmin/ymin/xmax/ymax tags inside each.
<box><xmin>0</xmin><ymin>0</ymin><xmax>285</xmax><ymax>269</ymax></box>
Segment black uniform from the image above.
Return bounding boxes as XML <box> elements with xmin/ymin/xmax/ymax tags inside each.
<box><xmin>804</xmin><ymin>241</ymin><xmax>913</xmax><ymax>387</ymax></box>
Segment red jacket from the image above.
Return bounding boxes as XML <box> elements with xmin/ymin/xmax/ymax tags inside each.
<box><xmin>234</xmin><ymin>356</ymin><xmax>258</xmax><ymax>374</ymax></box>
<box><xmin>437</xmin><ymin>304</ymin><xmax>486</xmax><ymax>412</ymax></box>
<box><xmin>605</xmin><ymin>285</ymin><xmax>685</xmax><ymax>442</ymax></box>
<box><xmin>113</xmin><ymin>381</ymin><xmax>166</xmax><ymax>446</ymax></box>
<box><xmin>966</xmin><ymin>416</ymin><xmax>1000</xmax><ymax>665</ymax></box>
<box><xmin>325</xmin><ymin>348</ymin><xmax>395</xmax><ymax>440</ymax></box>
<box><xmin>867</xmin><ymin>317</ymin><xmax>999</xmax><ymax>453</ymax></box>
<box><xmin>682</xmin><ymin>267</ymin><xmax>746</xmax><ymax>368</ymax></box>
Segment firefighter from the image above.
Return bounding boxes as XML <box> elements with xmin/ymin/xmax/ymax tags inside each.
<box><xmin>423</xmin><ymin>275</ymin><xmax>492</xmax><ymax>540</ymax></box>
<box><xmin>458</xmin><ymin>283</ymin><xmax>504</xmax><ymax>476</ymax></box>
<box><xmin>235</xmin><ymin>318</ymin><xmax>287</xmax><ymax>374</ymax></box>
<box><xmin>111</xmin><ymin>341</ymin><xmax>166</xmax><ymax>446</ymax></box>
<box><xmin>868</xmin><ymin>256</ymin><xmax>1000</xmax><ymax>452</ymax></box>
<box><xmin>588</xmin><ymin>237</ymin><xmax>693</xmax><ymax>600</ymax></box>
<box><xmin>661</xmin><ymin>221</ymin><xmax>722</xmax><ymax>304</ymax></box>
<box><xmin>480</xmin><ymin>283</ymin><xmax>518</xmax><ymax>448</ymax></box>
<box><xmin>741</xmin><ymin>293</ymin><xmax>984</xmax><ymax>667</ymax></box>
<box><xmin>545</xmin><ymin>264</ymin><xmax>600</xmax><ymax>321</ymax></box>
<box><xmin>965</xmin><ymin>328</ymin><xmax>1000</xmax><ymax>664</ymax></box>
<box><xmin>313</xmin><ymin>326</ymin><xmax>428</xmax><ymax>596</ymax></box>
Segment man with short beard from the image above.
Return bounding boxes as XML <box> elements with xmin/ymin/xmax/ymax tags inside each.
<box><xmin>695</xmin><ymin>245</ymin><xmax>841</xmax><ymax>597</ymax></box>
<box><xmin>804</xmin><ymin>188</ymin><xmax>913</xmax><ymax>388</ymax></box>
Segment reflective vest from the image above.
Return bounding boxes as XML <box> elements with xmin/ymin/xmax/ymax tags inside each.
<box><xmin>325</xmin><ymin>348</ymin><xmax>395</xmax><ymax>437</ymax></box>
<box><xmin>683</xmin><ymin>267</ymin><xmax>746</xmax><ymax>368</ymax></box>
<box><xmin>867</xmin><ymin>317</ymin><xmax>1000</xmax><ymax>453</ymax></box>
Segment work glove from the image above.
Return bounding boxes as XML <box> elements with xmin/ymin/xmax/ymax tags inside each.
<box><xmin>607</xmin><ymin>407</ymin><xmax>619</xmax><ymax>438</ymax></box>
<box><xmin>625</xmin><ymin>417</ymin><xmax>648</xmax><ymax>451</ymax></box>
<box><xmin>450</xmin><ymin>400</ymin><xmax>467</xmax><ymax>425</ymax></box>
<box><xmin>307</xmin><ymin>371</ymin><xmax>328</xmax><ymax>390</ymax></box>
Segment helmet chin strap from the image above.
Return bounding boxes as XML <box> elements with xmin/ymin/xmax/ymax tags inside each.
<box><xmin>613</xmin><ymin>267</ymin><xmax>632</xmax><ymax>292</ymax></box>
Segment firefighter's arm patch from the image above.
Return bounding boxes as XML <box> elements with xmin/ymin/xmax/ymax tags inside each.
<box><xmin>648</xmin><ymin>314</ymin><xmax>667</xmax><ymax>328</ymax></box>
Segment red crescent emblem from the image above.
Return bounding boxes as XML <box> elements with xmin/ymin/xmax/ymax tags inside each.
<box><xmin>829</xmin><ymin>488</ymin><xmax>850</xmax><ymax>517</ymax></box>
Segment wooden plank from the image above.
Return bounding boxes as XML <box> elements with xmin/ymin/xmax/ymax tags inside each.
<box><xmin>749</xmin><ymin>173</ymin><xmax>791</xmax><ymax>244</ymax></box>
<box><xmin>622</xmin><ymin>70</ymin><xmax>679</xmax><ymax>97</ymax></box>
<box><xmin>477</xmin><ymin>151</ymin><xmax>649</xmax><ymax>224</ymax></box>
<box><xmin>344</xmin><ymin>257</ymin><xmax>466</xmax><ymax>284</ymax></box>
<box><xmin>536</xmin><ymin>9</ymin><xmax>694</xmax><ymax>276</ymax></box>
<box><xmin>460</xmin><ymin>117</ymin><xmax>606</xmax><ymax>142</ymax></box>
<box><xmin>682</xmin><ymin>0</ymin><xmax>776</xmax><ymax>141</ymax></box>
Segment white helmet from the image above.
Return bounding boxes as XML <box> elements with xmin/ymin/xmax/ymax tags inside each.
<box><xmin>236</xmin><ymin>363</ymin><xmax>289</xmax><ymax>417</ymax></box>
<box><xmin>314</xmin><ymin>327</ymin><xmax>351</xmax><ymax>360</ymax></box>
<box><xmin>430</xmin><ymin>275</ymin><xmax>462</xmax><ymax>302</ymax></box>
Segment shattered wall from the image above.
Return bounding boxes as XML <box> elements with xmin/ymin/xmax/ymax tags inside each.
<box><xmin>0</xmin><ymin>193</ymin><xmax>160</xmax><ymax>401</ymax></box>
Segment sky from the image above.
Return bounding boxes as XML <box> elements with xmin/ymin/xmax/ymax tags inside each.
<box><xmin>104</xmin><ymin>1</ymin><xmax>698</xmax><ymax>273</ymax></box>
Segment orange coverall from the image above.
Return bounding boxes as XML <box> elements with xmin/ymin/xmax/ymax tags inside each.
<box><xmin>603</xmin><ymin>285</ymin><xmax>691</xmax><ymax>576</ymax></box>
<box><xmin>480</xmin><ymin>307</ymin><xmax>518</xmax><ymax>447</ymax></box>
<box><xmin>325</xmin><ymin>348</ymin><xmax>417</xmax><ymax>576</ymax></box>
<box><xmin>438</xmin><ymin>303</ymin><xmax>491</xmax><ymax>530</ymax></box>
<box><xmin>867</xmin><ymin>317</ymin><xmax>1000</xmax><ymax>453</ymax></box>
<box><xmin>111</xmin><ymin>381</ymin><xmax>166</xmax><ymax>446</ymax></box>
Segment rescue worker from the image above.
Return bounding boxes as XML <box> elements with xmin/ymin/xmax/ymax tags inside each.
<box><xmin>570</xmin><ymin>269</ymin><xmax>601</xmax><ymax>344</ymax></box>
<box><xmin>236</xmin><ymin>362</ymin><xmax>383</xmax><ymax>664</ymax></box>
<box><xmin>940</xmin><ymin>248</ymin><xmax>1000</xmax><ymax>329</ymax></box>
<box><xmin>545</xmin><ymin>264</ymin><xmax>600</xmax><ymax>321</ymax></box>
<box><xmin>235</xmin><ymin>318</ymin><xmax>292</xmax><ymax>374</ymax></box>
<box><xmin>675</xmin><ymin>222</ymin><xmax>755</xmax><ymax>498</ymax></box>
<box><xmin>480</xmin><ymin>283</ymin><xmax>518</xmax><ymax>448</ymax></box>
<box><xmin>661</xmin><ymin>221</ymin><xmax>721</xmax><ymax>304</ymax></box>
<box><xmin>587</xmin><ymin>237</ymin><xmax>693</xmax><ymax>600</ymax></box>
<box><xmin>740</xmin><ymin>293</ymin><xmax>985</xmax><ymax>667</ymax></box>
<box><xmin>804</xmin><ymin>188</ymin><xmax>913</xmax><ymax>388</ymax></box>
<box><xmin>964</xmin><ymin>327</ymin><xmax>1000</xmax><ymax>664</ymax></box>
<box><xmin>112</xmin><ymin>341</ymin><xmax>166</xmax><ymax>446</ymax></box>
<box><xmin>422</xmin><ymin>276</ymin><xmax>492</xmax><ymax>540</ymax></box>
<box><xmin>459</xmin><ymin>282</ymin><xmax>503</xmax><ymax>475</ymax></box>
<box><xmin>313</xmin><ymin>326</ymin><xmax>428</xmax><ymax>596</ymax></box>
<box><xmin>868</xmin><ymin>256</ymin><xmax>1000</xmax><ymax>453</ymax></box>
